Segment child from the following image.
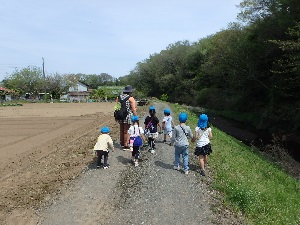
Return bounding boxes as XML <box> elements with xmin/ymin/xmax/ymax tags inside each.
<box><xmin>194</xmin><ymin>114</ymin><xmax>212</xmax><ymax>176</ymax></box>
<box><xmin>144</xmin><ymin>106</ymin><xmax>162</xmax><ymax>154</ymax></box>
<box><xmin>127</xmin><ymin>115</ymin><xmax>146</xmax><ymax>167</ymax></box>
<box><xmin>162</xmin><ymin>108</ymin><xmax>175</xmax><ymax>145</ymax></box>
<box><xmin>171</xmin><ymin>112</ymin><xmax>193</xmax><ymax>175</ymax></box>
<box><xmin>93</xmin><ymin>126</ymin><xmax>115</xmax><ymax>169</ymax></box>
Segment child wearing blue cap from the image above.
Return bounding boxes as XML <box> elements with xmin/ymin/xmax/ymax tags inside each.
<box><xmin>144</xmin><ymin>106</ymin><xmax>162</xmax><ymax>154</ymax></box>
<box><xmin>162</xmin><ymin>108</ymin><xmax>175</xmax><ymax>145</ymax></box>
<box><xmin>171</xmin><ymin>112</ymin><xmax>194</xmax><ymax>175</ymax></box>
<box><xmin>127</xmin><ymin>115</ymin><xmax>146</xmax><ymax>167</ymax></box>
<box><xmin>93</xmin><ymin>126</ymin><xmax>115</xmax><ymax>169</ymax></box>
<box><xmin>194</xmin><ymin>114</ymin><xmax>212</xmax><ymax>176</ymax></box>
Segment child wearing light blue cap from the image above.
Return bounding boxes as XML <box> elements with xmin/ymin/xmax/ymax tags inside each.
<box><xmin>93</xmin><ymin>126</ymin><xmax>115</xmax><ymax>169</ymax></box>
<box><xmin>127</xmin><ymin>115</ymin><xmax>146</xmax><ymax>167</ymax></box>
<box><xmin>194</xmin><ymin>114</ymin><xmax>213</xmax><ymax>176</ymax></box>
<box><xmin>171</xmin><ymin>112</ymin><xmax>194</xmax><ymax>175</ymax></box>
<box><xmin>162</xmin><ymin>108</ymin><xmax>175</xmax><ymax>145</ymax></box>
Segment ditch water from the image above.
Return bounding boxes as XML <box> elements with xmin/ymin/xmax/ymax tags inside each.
<box><xmin>196</xmin><ymin>113</ymin><xmax>299</xmax><ymax>163</ymax></box>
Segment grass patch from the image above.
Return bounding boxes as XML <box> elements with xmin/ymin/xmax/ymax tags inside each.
<box><xmin>170</xmin><ymin>103</ymin><xmax>300</xmax><ymax>225</ymax></box>
<box><xmin>0</xmin><ymin>103</ymin><xmax>23</xmax><ymax>107</ymax></box>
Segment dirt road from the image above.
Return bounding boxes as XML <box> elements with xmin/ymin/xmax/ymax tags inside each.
<box><xmin>0</xmin><ymin>102</ymin><xmax>242</xmax><ymax>225</ymax></box>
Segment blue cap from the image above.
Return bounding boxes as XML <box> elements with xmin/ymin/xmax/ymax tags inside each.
<box><xmin>149</xmin><ymin>106</ymin><xmax>156</xmax><ymax>111</ymax></box>
<box><xmin>131</xmin><ymin>115</ymin><xmax>139</xmax><ymax>122</ymax></box>
<box><xmin>149</xmin><ymin>106</ymin><xmax>156</xmax><ymax>115</ymax></box>
<box><xmin>100</xmin><ymin>126</ymin><xmax>110</xmax><ymax>133</ymax></box>
<box><xmin>178</xmin><ymin>112</ymin><xmax>188</xmax><ymax>122</ymax></box>
<box><xmin>198</xmin><ymin>114</ymin><xmax>208</xmax><ymax>128</ymax></box>
<box><xmin>164</xmin><ymin>108</ymin><xmax>171</xmax><ymax>114</ymax></box>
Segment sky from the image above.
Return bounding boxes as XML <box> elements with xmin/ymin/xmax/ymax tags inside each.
<box><xmin>0</xmin><ymin>0</ymin><xmax>242</xmax><ymax>81</ymax></box>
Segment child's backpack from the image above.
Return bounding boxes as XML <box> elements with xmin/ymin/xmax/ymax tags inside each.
<box><xmin>114</xmin><ymin>95</ymin><xmax>130</xmax><ymax>120</ymax></box>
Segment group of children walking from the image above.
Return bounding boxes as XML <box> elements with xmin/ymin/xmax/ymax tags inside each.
<box><xmin>93</xmin><ymin>106</ymin><xmax>212</xmax><ymax>175</ymax></box>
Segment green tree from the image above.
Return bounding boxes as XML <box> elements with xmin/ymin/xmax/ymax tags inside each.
<box><xmin>3</xmin><ymin>66</ymin><xmax>45</xmax><ymax>97</ymax></box>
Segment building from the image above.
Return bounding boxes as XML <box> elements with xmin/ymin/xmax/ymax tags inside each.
<box><xmin>60</xmin><ymin>81</ymin><xmax>91</xmax><ymax>102</ymax></box>
<box><xmin>0</xmin><ymin>86</ymin><xmax>14</xmax><ymax>101</ymax></box>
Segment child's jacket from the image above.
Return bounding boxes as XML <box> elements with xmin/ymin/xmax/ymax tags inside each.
<box><xmin>128</xmin><ymin>125</ymin><xmax>144</xmax><ymax>146</ymax></box>
<box><xmin>144</xmin><ymin>116</ymin><xmax>159</xmax><ymax>133</ymax></box>
<box><xmin>162</xmin><ymin>115</ymin><xmax>173</xmax><ymax>132</ymax></box>
<box><xmin>93</xmin><ymin>134</ymin><xmax>114</xmax><ymax>151</ymax></box>
<box><xmin>195</xmin><ymin>127</ymin><xmax>212</xmax><ymax>147</ymax></box>
<box><xmin>171</xmin><ymin>124</ymin><xmax>193</xmax><ymax>147</ymax></box>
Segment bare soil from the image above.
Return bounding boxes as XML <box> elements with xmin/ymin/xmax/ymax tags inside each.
<box><xmin>0</xmin><ymin>102</ymin><xmax>116</xmax><ymax>224</ymax></box>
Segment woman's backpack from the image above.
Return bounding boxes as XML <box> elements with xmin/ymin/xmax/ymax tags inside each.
<box><xmin>114</xmin><ymin>95</ymin><xmax>130</xmax><ymax>120</ymax></box>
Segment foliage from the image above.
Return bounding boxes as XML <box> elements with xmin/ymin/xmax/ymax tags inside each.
<box><xmin>117</xmin><ymin>0</ymin><xmax>299</xmax><ymax>135</ymax></box>
<box><xmin>3</xmin><ymin>66</ymin><xmax>45</xmax><ymax>97</ymax></box>
<box><xmin>89</xmin><ymin>86</ymin><xmax>123</xmax><ymax>101</ymax></box>
<box><xmin>2</xmin><ymin>70</ymin><xmax>120</xmax><ymax>101</ymax></box>
<box><xmin>160</xmin><ymin>94</ymin><xmax>168</xmax><ymax>102</ymax></box>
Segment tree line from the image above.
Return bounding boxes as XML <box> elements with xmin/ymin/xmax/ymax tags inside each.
<box><xmin>1</xmin><ymin>68</ymin><xmax>120</xmax><ymax>99</ymax></box>
<box><xmin>120</xmin><ymin>0</ymin><xmax>300</xmax><ymax>135</ymax></box>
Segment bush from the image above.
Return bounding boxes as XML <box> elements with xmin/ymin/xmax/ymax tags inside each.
<box><xmin>160</xmin><ymin>94</ymin><xmax>168</xmax><ymax>102</ymax></box>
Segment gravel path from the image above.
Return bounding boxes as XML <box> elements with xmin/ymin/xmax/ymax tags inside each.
<box><xmin>36</xmin><ymin>102</ymin><xmax>220</xmax><ymax>225</ymax></box>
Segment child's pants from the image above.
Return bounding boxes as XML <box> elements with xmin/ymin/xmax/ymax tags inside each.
<box><xmin>174</xmin><ymin>145</ymin><xmax>189</xmax><ymax>171</ymax></box>
<box><xmin>148</xmin><ymin>137</ymin><xmax>156</xmax><ymax>149</ymax></box>
<box><xmin>96</xmin><ymin>150</ymin><xmax>109</xmax><ymax>166</ymax></box>
<box><xmin>132</xmin><ymin>146</ymin><xmax>140</xmax><ymax>159</ymax></box>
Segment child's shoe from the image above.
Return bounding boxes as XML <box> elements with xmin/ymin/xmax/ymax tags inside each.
<box><xmin>199</xmin><ymin>169</ymin><xmax>206</xmax><ymax>176</ymax></box>
<box><xmin>173</xmin><ymin>165</ymin><xmax>180</xmax><ymax>170</ymax></box>
<box><xmin>134</xmin><ymin>161</ymin><xmax>139</xmax><ymax>167</ymax></box>
<box><xmin>150</xmin><ymin>149</ymin><xmax>155</xmax><ymax>154</ymax></box>
<box><xmin>96</xmin><ymin>163</ymin><xmax>103</xmax><ymax>168</ymax></box>
<box><xmin>103</xmin><ymin>164</ymin><xmax>110</xmax><ymax>169</ymax></box>
<box><xmin>184</xmin><ymin>170</ymin><xmax>189</xmax><ymax>175</ymax></box>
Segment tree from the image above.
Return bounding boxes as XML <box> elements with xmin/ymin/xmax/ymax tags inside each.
<box><xmin>45</xmin><ymin>73</ymin><xmax>68</xmax><ymax>99</ymax></box>
<box><xmin>3</xmin><ymin>66</ymin><xmax>45</xmax><ymax>97</ymax></box>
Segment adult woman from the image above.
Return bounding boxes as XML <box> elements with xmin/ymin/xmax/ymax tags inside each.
<box><xmin>116</xmin><ymin>85</ymin><xmax>137</xmax><ymax>149</ymax></box>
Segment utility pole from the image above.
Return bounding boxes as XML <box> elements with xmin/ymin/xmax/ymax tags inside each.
<box><xmin>42</xmin><ymin>57</ymin><xmax>45</xmax><ymax>79</ymax></box>
<box><xmin>42</xmin><ymin>57</ymin><xmax>46</xmax><ymax>100</ymax></box>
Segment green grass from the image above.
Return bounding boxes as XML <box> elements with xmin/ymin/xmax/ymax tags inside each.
<box><xmin>170</xmin><ymin>103</ymin><xmax>300</xmax><ymax>225</ymax></box>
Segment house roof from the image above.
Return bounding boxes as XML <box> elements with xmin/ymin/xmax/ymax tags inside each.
<box><xmin>78</xmin><ymin>81</ymin><xmax>89</xmax><ymax>86</ymax></box>
<box><xmin>0</xmin><ymin>86</ymin><xmax>13</xmax><ymax>92</ymax></box>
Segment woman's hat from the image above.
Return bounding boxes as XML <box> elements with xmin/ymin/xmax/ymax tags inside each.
<box><xmin>100</xmin><ymin>126</ymin><xmax>110</xmax><ymax>133</ymax></box>
<box><xmin>179</xmin><ymin>112</ymin><xmax>188</xmax><ymax>123</ymax></box>
<box><xmin>198</xmin><ymin>114</ymin><xmax>208</xmax><ymax>128</ymax></box>
<box><xmin>123</xmin><ymin>85</ymin><xmax>134</xmax><ymax>93</ymax></box>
